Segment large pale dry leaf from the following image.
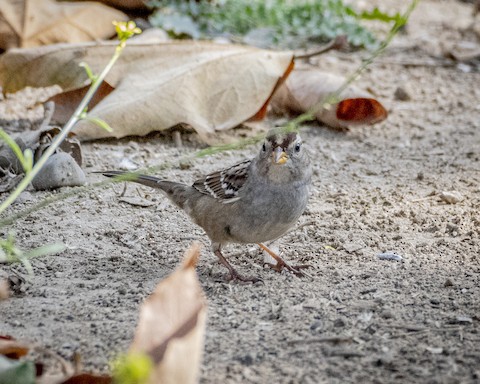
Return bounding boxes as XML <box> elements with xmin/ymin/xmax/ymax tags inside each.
<box><xmin>271</xmin><ymin>67</ymin><xmax>388</xmax><ymax>129</ymax></box>
<box><xmin>0</xmin><ymin>40</ymin><xmax>293</xmax><ymax>140</ymax></box>
<box><xmin>130</xmin><ymin>243</ymin><xmax>206</xmax><ymax>384</ymax></box>
<box><xmin>0</xmin><ymin>0</ymin><xmax>127</xmax><ymax>50</ymax></box>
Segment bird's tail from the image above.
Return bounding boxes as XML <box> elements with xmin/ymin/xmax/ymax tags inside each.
<box><xmin>100</xmin><ymin>171</ymin><xmax>190</xmax><ymax>209</ymax></box>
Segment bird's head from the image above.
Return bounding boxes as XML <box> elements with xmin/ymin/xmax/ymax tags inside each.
<box><xmin>255</xmin><ymin>130</ymin><xmax>310</xmax><ymax>183</ymax></box>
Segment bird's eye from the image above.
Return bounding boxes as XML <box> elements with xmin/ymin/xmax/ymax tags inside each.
<box><xmin>262</xmin><ymin>143</ymin><xmax>266</xmax><ymax>152</ymax></box>
<box><xmin>295</xmin><ymin>142</ymin><xmax>301</xmax><ymax>152</ymax></box>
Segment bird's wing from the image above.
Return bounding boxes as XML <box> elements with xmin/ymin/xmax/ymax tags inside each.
<box><xmin>192</xmin><ymin>159</ymin><xmax>251</xmax><ymax>202</ymax></box>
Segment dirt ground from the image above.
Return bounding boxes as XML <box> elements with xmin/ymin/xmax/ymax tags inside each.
<box><xmin>1</xmin><ymin>0</ymin><xmax>480</xmax><ymax>383</ymax></box>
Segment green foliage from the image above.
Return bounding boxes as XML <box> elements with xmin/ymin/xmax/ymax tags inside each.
<box><xmin>112</xmin><ymin>353</ymin><xmax>153</xmax><ymax>384</ymax></box>
<box><xmin>149</xmin><ymin>0</ymin><xmax>399</xmax><ymax>49</ymax></box>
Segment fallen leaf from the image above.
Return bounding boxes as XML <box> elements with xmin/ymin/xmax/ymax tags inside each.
<box><xmin>90</xmin><ymin>0</ymin><xmax>149</xmax><ymax>11</ymax></box>
<box><xmin>271</xmin><ymin>67</ymin><xmax>388</xmax><ymax>129</ymax></box>
<box><xmin>0</xmin><ymin>336</ymin><xmax>29</xmax><ymax>359</ymax></box>
<box><xmin>130</xmin><ymin>243</ymin><xmax>207</xmax><ymax>384</ymax></box>
<box><xmin>0</xmin><ymin>280</ymin><xmax>8</xmax><ymax>300</ymax></box>
<box><xmin>47</xmin><ymin>81</ymin><xmax>115</xmax><ymax>126</ymax></box>
<box><xmin>0</xmin><ymin>0</ymin><xmax>127</xmax><ymax>50</ymax></box>
<box><xmin>0</xmin><ymin>39</ymin><xmax>293</xmax><ymax>141</ymax></box>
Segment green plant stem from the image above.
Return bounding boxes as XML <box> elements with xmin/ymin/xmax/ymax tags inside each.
<box><xmin>0</xmin><ymin>45</ymin><xmax>125</xmax><ymax>215</ymax></box>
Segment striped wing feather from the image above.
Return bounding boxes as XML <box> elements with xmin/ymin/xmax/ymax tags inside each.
<box><xmin>192</xmin><ymin>160</ymin><xmax>251</xmax><ymax>201</ymax></box>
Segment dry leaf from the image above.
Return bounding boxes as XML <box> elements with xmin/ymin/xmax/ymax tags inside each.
<box><xmin>0</xmin><ymin>280</ymin><xmax>9</xmax><ymax>300</ymax></box>
<box><xmin>130</xmin><ymin>243</ymin><xmax>206</xmax><ymax>384</ymax></box>
<box><xmin>47</xmin><ymin>81</ymin><xmax>116</xmax><ymax>125</ymax></box>
<box><xmin>83</xmin><ymin>0</ymin><xmax>150</xmax><ymax>11</ymax></box>
<box><xmin>0</xmin><ymin>39</ymin><xmax>293</xmax><ymax>141</ymax></box>
<box><xmin>0</xmin><ymin>0</ymin><xmax>127</xmax><ymax>50</ymax></box>
<box><xmin>0</xmin><ymin>336</ymin><xmax>29</xmax><ymax>359</ymax></box>
<box><xmin>271</xmin><ymin>67</ymin><xmax>388</xmax><ymax>129</ymax></box>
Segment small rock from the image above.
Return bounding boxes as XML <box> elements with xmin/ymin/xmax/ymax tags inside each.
<box><xmin>380</xmin><ymin>309</ymin><xmax>394</xmax><ymax>319</ymax></box>
<box><xmin>179</xmin><ymin>160</ymin><xmax>192</xmax><ymax>170</ymax></box>
<box><xmin>237</xmin><ymin>353</ymin><xmax>254</xmax><ymax>366</ymax></box>
<box><xmin>444</xmin><ymin>278</ymin><xmax>454</xmax><ymax>287</ymax></box>
<box><xmin>310</xmin><ymin>320</ymin><xmax>323</xmax><ymax>331</ymax></box>
<box><xmin>118</xmin><ymin>157</ymin><xmax>138</xmax><ymax>171</ymax></box>
<box><xmin>426</xmin><ymin>346</ymin><xmax>443</xmax><ymax>354</ymax></box>
<box><xmin>334</xmin><ymin>318</ymin><xmax>345</xmax><ymax>328</ymax></box>
<box><xmin>394</xmin><ymin>86</ymin><xmax>411</xmax><ymax>101</ymax></box>
<box><xmin>439</xmin><ymin>190</ymin><xmax>463</xmax><ymax>204</ymax></box>
<box><xmin>377</xmin><ymin>252</ymin><xmax>403</xmax><ymax>261</ymax></box>
<box><xmin>118</xmin><ymin>287</ymin><xmax>127</xmax><ymax>295</ymax></box>
<box><xmin>456</xmin><ymin>315</ymin><xmax>473</xmax><ymax>324</ymax></box>
<box><xmin>32</xmin><ymin>152</ymin><xmax>86</xmax><ymax>190</ymax></box>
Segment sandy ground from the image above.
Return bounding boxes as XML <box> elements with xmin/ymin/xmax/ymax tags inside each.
<box><xmin>1</xmin><ymin>1</ymin><xmax>480</xmax><ymax>383</ymax></box>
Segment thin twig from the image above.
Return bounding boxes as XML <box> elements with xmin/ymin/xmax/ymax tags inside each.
<box><xmin>288</xmin><ymin>336</ymin><xmax>353</xmax><ymax>345</ymax></box>
<box><xmin>294</xmin><ymin>35</ymin><xmax>348</xmax><ymax>60</ymax></box>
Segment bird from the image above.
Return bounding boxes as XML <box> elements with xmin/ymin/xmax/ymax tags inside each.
<box><xmin>100</xmin><ymin>130</ymin><xmax>312</xmax><ymax>282</ymax></box>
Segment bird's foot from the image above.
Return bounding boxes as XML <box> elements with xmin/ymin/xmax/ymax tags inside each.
<box><xmin>215</xmin><ymin>249</ymin><xmax>262</xmax><ymax>284</ymax></box>
<box><xmin>264</xmin><ymin>260</ymin><xmax>310</xmax><ymax>277</ymax></box>
<box><xmin>258</xmin><ymin>243</ymin><xmax>311</xmax><ymax>277</ymax></box>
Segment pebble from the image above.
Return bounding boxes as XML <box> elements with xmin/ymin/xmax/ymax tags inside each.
<box><xmin>394</xmin><ymin>86</ymin><xmax>411</xmax><ymax>101</ymax></box>
<box><xmin>444</xmin><ymin>278</ymin><xmax>454</xmax><ymax>287</ymax></box>
<box><xmin>377</xmin><ymin>252</ymin><xmax>403</xmax><ymax>261</ymax></box>
<box><xmin>455</xmin><ymin>315</ymin><xmax>473</xmax><ymax>324</ymax></box>
<box><xmin>439</xmin><ymin>190</ymin><xmax>463</xmax><ymax>204</ymax></box>
<box><xmin>32</xmin><ymin>152</ymin><xmax>86</xmax><ymax>190</ymax></box>
<box><xmin>334</xmin><ymin>318</ymin><xmax>346</xmax><ymax>328</ymax></box>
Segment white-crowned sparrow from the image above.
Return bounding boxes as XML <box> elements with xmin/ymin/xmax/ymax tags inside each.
<box><xmin>101</xmin><ymin>130</ymin><xmax>312</xmax><ymax>282</ymax></box>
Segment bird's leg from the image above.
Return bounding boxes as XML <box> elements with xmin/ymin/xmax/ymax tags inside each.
<box><xmin>214</xmin><ymin>249</ymin><xmax>262</xmax><ymax>283</ymax></box>
<box><xmin>257</xmin><ymin>243</ymin><xmax>310</xmax><ymax>277</ymax></box>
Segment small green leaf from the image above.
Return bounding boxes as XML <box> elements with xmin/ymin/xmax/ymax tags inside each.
<box><xmin>357</xmin><ymin>7</ymin><xmax>402</xmax><ymax>23</ymax></box>
<box><xmin>82</xmin><ymin>116</ymin><xmax>113</xmax><ymax>132</ymax></box>
<box><xmin>23</xmin><ymin>149</ymin><xmax>33</xmax><ymax>173</ymax></box>
<box><xmin>79</xmin><ymin>62</ymin><xmax>97</xmax><ymax>82</ymax></box>
<box><xmin>0</xmin><ymin>129</ymin><xmax>26</xmax><ymax>172</ymax></box>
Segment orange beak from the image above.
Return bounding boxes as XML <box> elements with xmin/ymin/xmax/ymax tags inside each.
<box><xmin>272</xmin><ymin>146</ymin><xmax>288</xmax><ymax>165</ymax></box>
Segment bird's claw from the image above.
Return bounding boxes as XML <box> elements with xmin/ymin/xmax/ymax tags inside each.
<box><xmin>265</xmin><ymin>260</ymin><xmax>311</xmax><ymax>277</ymax></box>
